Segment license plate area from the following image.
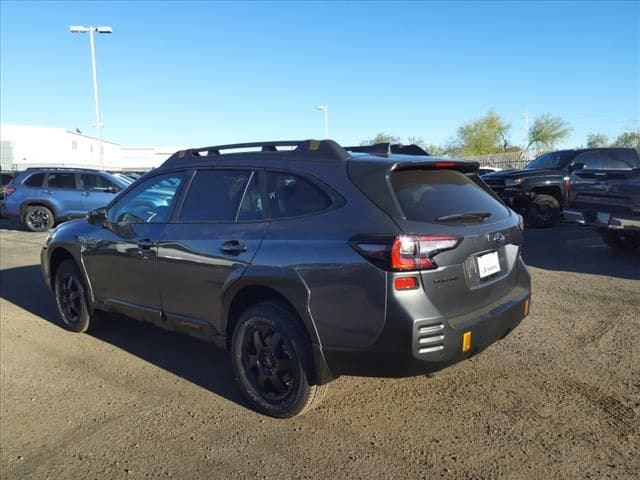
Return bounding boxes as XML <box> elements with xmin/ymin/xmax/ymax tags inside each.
<box><xmin>477</xmin><ymin>251</ymin><xmax>501</xmax><ymax>279</ymax></box>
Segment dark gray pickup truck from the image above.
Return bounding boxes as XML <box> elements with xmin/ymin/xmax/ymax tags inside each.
<box><xmin>563</xmin><ymin>170</ymin><xmax>640</xmax><ymax>249</ymax></box>
<box><xmin>483</xmin><ymin>148</ymin><xmax>640</xmax><ymax>227</ymax></box>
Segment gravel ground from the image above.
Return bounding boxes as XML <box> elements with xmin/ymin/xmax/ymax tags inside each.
<box><xmin>1</xmin><ymin>219</ymin><xmax>639</xmax><ymax>479</ymax></box>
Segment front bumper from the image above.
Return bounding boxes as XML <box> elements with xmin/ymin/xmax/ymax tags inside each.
<box><xmin>563</xmin><ymin>208</ymin><xmax>640</xmax><ymax>231</ymax></box>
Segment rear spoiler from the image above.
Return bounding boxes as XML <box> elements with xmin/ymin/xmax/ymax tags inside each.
<box><xmin>345</xmin><ymin>143</ymin><xmax>430</xmax><ymax>156</ymax></box>
<box><xmin>392</xmin><ymin>159</ymin><xmax>480</xmax><ymax>174</ymax></box>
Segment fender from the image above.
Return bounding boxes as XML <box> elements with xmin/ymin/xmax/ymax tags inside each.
<box><xmin>221</xmin><ymin>265</ymin><xmax>336</xmax><ymax>385</ymax></box>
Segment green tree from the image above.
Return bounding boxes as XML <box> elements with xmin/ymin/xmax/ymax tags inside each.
<box><xmin>360</xmin><ymin>132</ymin><xmax>400</xmax><ymax>145</ymax></box>
<box><xmin>525</xmin><ymin>114</ymin><xmax>571</xmax><ymax>152</ymax></box>
<box><xmin>611</xmin><ymin>130</ymin><xmax>640</xmax><ymax>149</ymax></box>
<box><xmin>451</xmin><ymin>110</ymin><xmax>512</xmax><ymax>156</ymax></box>
<box><xmin>586</xmin><ymin>132</ymin><xmax>609</xmax><ymax>148</ymax></box>
<box><xmin>406</xmin><ymin>136</ymin><xmax>446</xmax><ymax>155</ymax></box>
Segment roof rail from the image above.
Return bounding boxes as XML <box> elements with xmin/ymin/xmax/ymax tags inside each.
<box><xmin>24</xmin><ymin>166</ymin><xmax>100</xmax><ymax>172</ymax></box>
<box><xmin>162</xmin><ymin>139</ymin><xmax>350</xmax><ymax>167</ymax></box>
<box><xmin>345</xmin><ymin>143</ymin><xmax>430</xmax><ymax>156</ymax></box>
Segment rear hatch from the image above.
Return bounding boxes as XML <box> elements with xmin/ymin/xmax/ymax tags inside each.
<box><xmin>394</xmin><ymin>167</ymin><xmax>523</xmax><ymax>317</ymax></box>
<box><xmin>349</xmin><ymin>158</ymin><xmax>523</xmax><ymax>320</ymax></box>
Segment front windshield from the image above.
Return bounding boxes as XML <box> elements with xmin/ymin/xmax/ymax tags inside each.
<box><xmin>525</xmin><ymin>151</ymin><xmax>575</xmax><ymax>170</ymax></box>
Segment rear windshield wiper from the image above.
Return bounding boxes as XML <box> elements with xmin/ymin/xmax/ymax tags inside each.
<box><xmin>436</xmin><ymin>211</ymin><xmax>492</xmax><ymax>222</ymax></box>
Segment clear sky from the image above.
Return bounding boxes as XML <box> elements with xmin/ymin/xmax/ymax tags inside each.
<box><xmin>1</xmin><ymin>0</ymin><xmax>639</xmax><ymax>150</ymax></box>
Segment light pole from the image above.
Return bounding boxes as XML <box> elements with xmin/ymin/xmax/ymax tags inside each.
<box><xmin>70</xmin><ymin>25</ymin><xmax>112</xmax><ymax>170</ymax></box>
<box><xmin>316</xmin><ymin>105</ymin><xmax>328</xmax><ymax>139</ymax></box>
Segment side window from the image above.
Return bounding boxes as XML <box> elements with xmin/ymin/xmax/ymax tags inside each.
<box><xmin>179</xmin><ymin>170</ymin><xmax>252</xmax><ymax>222</ymax></box>
<box><xmin>574</xmin><ymin>152</ymin><xmax>603</xmax><ymax>170</ymax></box>
<box><xmin>46</xmin><ymin>173</ymin><xmax>77</xmax><ymax>189</ymax></box>
<box><xmin>237</xmin><ymin>173</ymin><xmax>264</xmax><ymax>221</ymax></box>
<box><xmin>107</xmin><ymin>172</ymin><xmax>184</xmax><ymax>224</ymax></box>
<box><xmin>80</xmin><ymin>173</ymin><xmax>118</xmax><ymax>191</ymax></box>
<box><xmin>266</xmin><ymin>172</ymin><xmax>332</xmax><ymax>219</ymax></box>
<box><xmin>606</xmin><ymin>150</ymin><xmax>638</xmax><ymax>169</ymax></box>
<box><xmin>24</xmin><ymin>173</ymin><xmax>45</xmax><ymax>187</ymax></box>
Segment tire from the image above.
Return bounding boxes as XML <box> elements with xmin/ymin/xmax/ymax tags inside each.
<box><xmin>231</xmin><ymin>302</ymin><xmax>328</xmax><ymax>418</ymax></box>
<box><xmin>526</xmin><ymin>194</ymin><xmax>560</xmax><ymax>228</ymax></box>
<box><xmin>54</xmin><ymin>259</ymin><xmax>98</xmax><ymax>333</ymax></box>
<box><xmin>23</xmin><ymin>205</ymin><xmax>55</xmax><ymax>232</ymax></box>
<box><xmin>601</xmin><ymin>230</ymin><xmax>640</xmax><ymax>250</ymax></box>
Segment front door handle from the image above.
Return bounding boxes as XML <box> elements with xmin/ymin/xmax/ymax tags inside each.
<box><xmin>137</xmin><ymin>239</ymin><xmax>156</xmax><ymax>250</ymax></box>
<box><xmin>220</xmin><ymin>240</ymin><xmax>248</xmax><ymax>255</ymax></box>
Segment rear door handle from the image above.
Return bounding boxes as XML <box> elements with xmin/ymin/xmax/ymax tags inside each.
<box><xmin>81</xmin><ymin>191</ymin><xmax>91</xmax><ymax>196</ymax></box>
<box><xmin>137</xmin><ymin>239</ymin><xmax>156</xmax><ymax>250</ymax></box>
<box><xmin>220</xmin><ymin>240</ymin><xmax>248</xmax><ymax>255</ymax></box>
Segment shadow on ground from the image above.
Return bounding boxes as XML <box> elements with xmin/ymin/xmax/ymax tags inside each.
<box><xmin>1</xmin><ymin>222</ymin><xmax>637</xmax><ymax>411</ymax></box>
<box><xmin>522</xmin><ymin>223</ymin><xmax>640</xmax><ymax>280</ymax></box>
<box><xmin>0</xmin><ymin>263</ymin><xmax>246</xmax><ymax>408</ymax></box>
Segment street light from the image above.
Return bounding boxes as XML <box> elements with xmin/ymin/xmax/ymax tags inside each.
<box><xmin>70</xmin><ymin>25</ymin><xmax>112</xmax><ymax>170</ymax></box>
<box><xmin>316</xmin><ymin>105</ymin><xmax>329</xmax><ymax>139</ymax></box>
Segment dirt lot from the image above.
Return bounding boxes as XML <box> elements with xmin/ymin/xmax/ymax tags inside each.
<box><xmin>1</xmin><ymin>219</ymin><xmax>639</xmax><ymax>479</ymax></box>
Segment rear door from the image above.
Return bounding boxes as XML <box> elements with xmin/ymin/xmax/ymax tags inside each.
<box><xmin>44</xmin><ymin>172</ymin><xmax>84</xmax><ymax>218</ymax></box>
<box><xmin>390</xmin><ymin>167</ymin><xmax>522</xmax><ymax>318</ymax></box>
<box><xmin>79</xmin><ymin>173</ymin><xmax>123</xmax><ymax>211</ymax></box>
<box><xmin>157</xmin><ymin>168</ymin><xmax>268</xmax><ymax>336</ymax></box>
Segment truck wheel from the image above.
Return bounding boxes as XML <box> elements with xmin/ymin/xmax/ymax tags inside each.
<box><xmin>23</xmin><ymin>205</ymin><xmax>55</xmax><ymax>232</ymax></box>
<box><xmin>601</xmin><ymin>231</ymin><xmax>639</xmax><ymax>250</ymax></box>
<box><xmin>527</xmin><ymin>194</ymin><xmax>560</xmax><ymax>228</ymax></box>
<box><xmin>54</xmin><ymin>259</ymin><xmax>99</xmax><ymax>333</ymax></box>
<box><xmin>231</xmin><ymin>302</ymin><xmax>328</xmax><ymax>418</ymax></box>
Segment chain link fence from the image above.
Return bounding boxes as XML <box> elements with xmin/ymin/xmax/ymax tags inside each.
<box><xmin>459</xmin><ymin>151</ymin><xmax>544</xmax><ymax>170</ymax></box>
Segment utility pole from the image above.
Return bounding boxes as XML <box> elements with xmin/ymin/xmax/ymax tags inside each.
<box><xmin>70</xmin><ymin>25</ymin><xmax>112</xmax><ymax>170</ymax></box>
<box><xmin>523</xmin><ymin>110</ymin><xmax>529</xmax><ymax>158</ymax></box>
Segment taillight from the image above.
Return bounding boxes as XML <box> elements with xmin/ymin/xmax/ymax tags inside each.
<box><xmin>391</xmin><ymin>235</ymin><xmax>460</xmax><ymax>270</ymax></box>
<box><xmin>350</xmin><ymin>234</ymin><xmax>461</xmax><ymax>271</ymax></box>
<box><xmin>4</xmin><ymin>185</ymin><xmax>15</xmax><ymax>196</ymax></box>
<box><xmin>564</xmin><ymin>176</ymin><xmax>571</xmax><ymax>204</ymax></box>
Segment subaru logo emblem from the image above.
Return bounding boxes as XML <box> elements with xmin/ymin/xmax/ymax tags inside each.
<box><xmin>493</xmin><ymin>232</ymin><xmax>506</xmax><ymax>245</ymax></box>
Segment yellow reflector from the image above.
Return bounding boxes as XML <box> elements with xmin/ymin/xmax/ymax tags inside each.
<box><xmin>524</xmin><ymin>299</ymin><xmax>530</xmax><ymax>316</ymax></box>
<box><xmin>462</xmin><ymin>331</ymin><xmax>472</xmax><ymax>353</ymax></box>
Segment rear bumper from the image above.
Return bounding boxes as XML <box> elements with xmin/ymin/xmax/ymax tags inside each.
<box><xmin>563</xmin><ymin>208</ymin><xmax>640</xmax><ymax>231</ymax></box>
<box><xmin>324</xmin><ymin>260</ymin><xmax>531</xmax><ymax>378</ymax></box>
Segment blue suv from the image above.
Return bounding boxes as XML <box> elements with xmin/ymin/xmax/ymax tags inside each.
<box><xmin>1</xmin><ymin>168</ymin><xmax>129</xmax><ymax>232</ymax></box>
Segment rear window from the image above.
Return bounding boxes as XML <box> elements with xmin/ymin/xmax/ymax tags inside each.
<box><xmin>24</xmin><ymin>173</ymin><xmax>45</xmax><ymax>187</ymax></box>
<box><xmin>391</xmin><ymin>169</ymin><xmax>510</xmax><ymax>223</ymax></box>
<box><xmin>179</xmin><ymin>169</ymin><xmax>252</xmax><ymax>222</ymax></box>
<box><xmin>608</xmin><ymin>149</ymin><xmax>640</xmax><ymax>169</ymax></box>
<box><xmin>47</xmin><ymin>173</ymin><xmax>77</xmax><ymax>189</ymax></box>
<box><xmin>266</xmin><ymin>172</ymin><xmax>332</xmax><ymax>218</ymax></box>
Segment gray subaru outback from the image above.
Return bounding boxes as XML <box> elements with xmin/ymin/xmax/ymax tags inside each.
<box><xmin>41</xmin><ymin>140</ymin><xmax>531</xmax><ymax>418</ymax></box>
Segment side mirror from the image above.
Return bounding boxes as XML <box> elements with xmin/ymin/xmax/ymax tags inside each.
<box><xmin>87</xmin><ymin>207</ymin><xmax>107</xmax><ymax>226</ymax></box>
<box><xmin>569</xmin><ymin>162</ymin><xmax>585</xmax><ymax>173</ymax></box>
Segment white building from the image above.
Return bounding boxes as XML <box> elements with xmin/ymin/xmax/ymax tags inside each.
<box><xmin>0</xmin><ymin>124</ymin><xmax>181</xmax><ymax>171</ymax></box>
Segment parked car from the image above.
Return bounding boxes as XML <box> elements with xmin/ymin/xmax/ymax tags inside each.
<box><xmin>483</xmin><ymin>148</ymin><xmax>640</xmax><ymax>227</ymax></box>
<box><xmin>0</xmin><ymin>171</ymin><xmax>16</xmax><ymax>217</ymax></box>
<box><xmin>479</xmin><ymin>166</ymin><xmax>503</xmax><ymax>176</ymax></box>
<box><xmin>563</xmin><ymin>170</ymin><xmax>640</xmax><ymax>249</ymax></box>
<box><xmin>1</xmin><ymin>168</ymin><xmax>129</xmax><ymax>232</ymax></box>
<box><xmin>41</xmin><ymin>140</ymin><xmax>531</xmax><ymax>418</ymax></box>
